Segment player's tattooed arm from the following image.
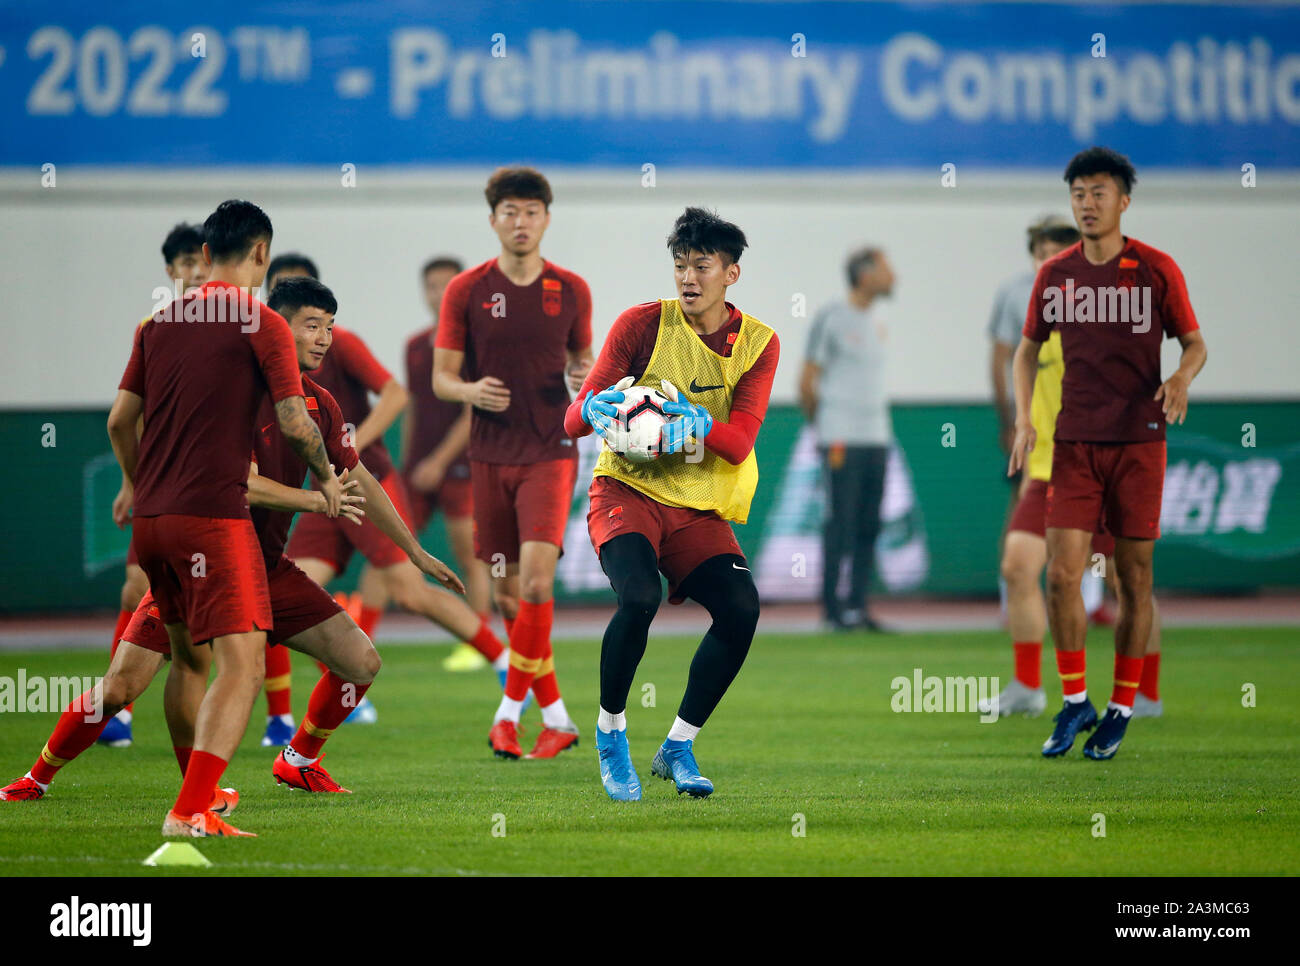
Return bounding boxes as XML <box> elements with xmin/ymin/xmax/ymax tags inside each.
<box><xmin>1156</xmin><ymin>329</ymin><xmax>1207</xmax><ymax>425</ymax></box>
<box><xmin>107</xmin><ymin>389</ymin><xmax>145</xmax><ymax>493</ymax></box>
<box><xmin>351</xmin><ymin>461</ymin><xmax>466</xmax><ymax>594</ymax></box>
<box><xmin>1007</xmin><ymin>336</ymin><xmax>1042</xmax><ymax>476</ymax></box>
<box><xmin>274</xmin><ymin>395</ymin><xmax>347</xmax><ymax>516</ymax></box>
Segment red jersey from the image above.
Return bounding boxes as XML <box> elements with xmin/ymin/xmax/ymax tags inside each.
<box><xmin>1023</xmin><ymin>238</ymin><xmax>1199</xmax><ymax>443</ymax></box>
<box><xmin>309</xmin><ymin>325</ymin><xmax>397</xmax><ymax>480</ymax></box>
<box><xmin>119</xmin><ymin>280</ymin><xmax>303</xmax><ymax>519</ymax></box>
<box><xmin>437</xmin><ymin>258</ymin><xmax>592</xmax><ymax>464</ymax></box>
<box><xmin>404</xmin><ymin>325</ymin><xmax>470</xmax><ymax>479</ymax></box>
<box><xmin>251</xmin><ymin>375</ymin><xmax>359</xmax><ymax>567</ymax></box>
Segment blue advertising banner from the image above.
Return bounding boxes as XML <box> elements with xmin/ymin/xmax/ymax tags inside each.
<box><xmin>1</xmin><ymin>2</ymin><xmax>1297</xmax><ymax>168</ymax></box>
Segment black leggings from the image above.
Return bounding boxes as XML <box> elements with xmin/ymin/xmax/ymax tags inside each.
<box><xmin>598</xmin><ymin>533</ymin><xmax>760</xmax><ymax>726</ymax></box>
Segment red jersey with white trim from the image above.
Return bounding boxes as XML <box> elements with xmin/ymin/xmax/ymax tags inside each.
<box><xmin>251</xmin><ymin>376</ymin><xmax>359</xmax><ymax>567</ymax></box>
<box><xmin>119</xmin><ymin>280</ymin><xmax>302</xmax><ymax>519</ymax></box>
<box><xmin>1023</xmin><ymin>238</ymin><xmax>1199</xmax><ymax>443</ymax></box>
<box><xmin>309</xmin><ymin>325</ymin><xmax>397</xmax><ymax>480</ymax></box>
<box><xmin>437</xmin><ymin>258</ymin><xmax>592</xmax><ymax>464</ymax></box>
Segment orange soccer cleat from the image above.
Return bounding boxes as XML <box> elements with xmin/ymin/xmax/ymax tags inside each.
<box><xmin>526</xmin><ymin>727</ymin><xmax>580</xmax><ymax>759</ymax></box>
<box><xmin>162</xmin><ymin>808</ymin><xmax>256</xmax><ymax>837</ymax></box>
<box><xmin>272</xmin><ymin>751</ymin><xmax>351</xmax><ymax>793</ymax></box>
<box><xmin>0</xmin><ymin>776</ymin><xmax>45</xmax><ymax>801</ymax></box>
<box><xmin>489</xmin><ymin>719</ymin><xmax>523</xmax><ymax>759</ymax></box>
<box><xmin>209</xmin><ymin>786</ymin><xmax>239</xmax><ymax>815</ymax></box>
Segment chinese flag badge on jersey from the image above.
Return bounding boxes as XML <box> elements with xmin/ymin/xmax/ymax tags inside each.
<box><xmin>542</xmin><ymin>277</ymin><xmax>563</xmax><ymax>317</ymax></box>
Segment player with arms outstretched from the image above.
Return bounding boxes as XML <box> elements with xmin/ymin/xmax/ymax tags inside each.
<box><xmin>566</xmin><ymin>208</ymin><xmax>779</xmax><ymax>800</ymax></box>
<box><xmin>434</xmin><ymin>167</ymin><xmax>593</xmax><ymax>759</ymax></box>
<box><xmin>1009</xmin><ymin>147</ymin><xmax>1206</xmax><ymax>760</ymax></box>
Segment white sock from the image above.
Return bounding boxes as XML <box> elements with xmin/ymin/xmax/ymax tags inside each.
<box><xmin>997</xmin><ymin>576</ymin><xmax>1007</xmax><ymax>617</ymax></box>
<box><xmin>283</xmin><ymin>744</ymin><xmax>317</xmax><ymax>767</ymax></box>
<box><xmin>667</xmin><ymin>716</ymin><xmax>700</xmax><ymax>742</ymax></box>
<box><xmin>1081</xmin><ymin>570</ymin><xmax>1104</xmax><ymax>613</ymax></box>
<box><xmin>268</xmin><ymin>713</ymin><xmax>293</xmax><ymax>726</ymax></box>
<box><xmin>1108</xmin><ymin>700</ymin><xmax>1133</xmax><ymax>718</ymax></box>
<box><xmin>493</xmin><ymin>650</ymin><xmax>509</xmax><ymax>672</ymax></box>
<box><xmin>494</xmin><ymin>695</ymin><xmax>524</xmax><ymax>724</ymax></box>
<box><xmin>1064</xmin><ymin>691</ymin><xmax>1089</xmax><ymax>705</ymax></box>
<box><xmin>115</xmin><ymin>708</ymin><xmax>132</xmax><ymax>725</ymax></box>
<box><xmin>25</xmin><ymin>771</ymin><xmax>49</xmax><ymax>792</ymax></box>
<box><xmin>541</xmin><ymin>697</ymin><xmax>571</xmax><ymax>730</ymax></box>
<box><xmin>597</xmin><ymin>707</ymin><xmax>626</xmax><ymax>733</ymax></box>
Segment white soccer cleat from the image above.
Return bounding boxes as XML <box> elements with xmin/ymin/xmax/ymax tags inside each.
<box><xmin>1131</xmin><ymin>693</ymin><xmax>1163</xmax><ymax>718</ymax></box>
<box><xmin>977</xmin><ymin>679</ymin><xmax>1047</xmax><ymax>718</ymax></box>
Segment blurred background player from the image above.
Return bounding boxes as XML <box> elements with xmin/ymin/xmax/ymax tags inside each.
<box><xmin>1010</xmin><ymin>147</ymin><xmax>1206</xmax><ymax>760</ymax></box>
<box><xmin>988</xmin><ymin>218</ymin><xmax>1111</xmax><ymax>625</ymax></box>
<box><xmin>569</xmin><ymin>207</ymin><xmax>779</xmax><ymax>800</ymax></box>
<box><xmin>433</xmin><ymin>166</ymin><xmax>593</xmax><ymax>760</ymax></box>
<box><xmin>100</xmin><ymin>222</ymin><xmax>209</xmax><ymax>749</ymax></box>
<box><xmin>396</xmin><ymin>256</ymin><xmax>499</xmax><ymax>675</ymax></box>
<box><xmin>271</xmin><ymin>260</ymin><xmax>507</xmax><ymax>734</ymax></box>
<box><xmin>799</xmin><ymin>247</ymin><xmax>896</xmax><ymax>631</ymax></box>
<box><xmin>986</xmin><ymin>220</ymin><xmax>1164</xmax><ymax>718</ymax></box>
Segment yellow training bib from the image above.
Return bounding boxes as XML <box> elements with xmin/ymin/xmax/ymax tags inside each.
<box><xmin>593</xmin><ymin>299</ymin><xmax>774</xmax><ymax>524</ymax></box>
<box><xmin>1028</xmin><ymin>331</ymin><xmax>1064</xmax><ymax>481</ymax></box>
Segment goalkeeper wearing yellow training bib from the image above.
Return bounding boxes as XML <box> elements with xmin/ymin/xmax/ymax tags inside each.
<box><xmin>564</xmin><ymin>208</ymin><xmax>780</xmax><ymax>801</ymax></box>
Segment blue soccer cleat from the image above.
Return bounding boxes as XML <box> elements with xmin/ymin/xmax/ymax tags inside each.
<box><xmin>1083</xmin><ymin>707</ymin><xmax>1132</xmax><ymax>760</ymax></box>
<box><xmin>596</xmin><ymin>728</ymin><xmax>642</xmax><ymax>802</ymax></box>
<box><xmin>261</xmin><ymin>714</ymin><xmax>295</xmax><ymax>747</ymax></box>
<box><xmin>1041</xmin><ymin>699</ymin><xmax>1098</xmax><ymax>757</ymax></box>
<box><xmin>650</xmin><ymin>738</ymin><xmax>714</xmax><ymax>798</ymax></box>
<box><xmin>343</xmin><ymin>696</ymin><xmax>378</xmax><ymax>725</ymax></box>
<box><xmin>97</xmin><ymin>711</ymin><xmax>132</xmax><ymax>748</ymax></box>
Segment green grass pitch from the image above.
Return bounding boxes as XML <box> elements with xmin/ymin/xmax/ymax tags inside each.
<box><xmin>0</xmin><ymin>626</ymin><xmax>1296</xmax><ymax>876</ymax></box>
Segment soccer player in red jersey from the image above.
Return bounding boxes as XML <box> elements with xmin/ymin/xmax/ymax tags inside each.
<box><xmin>276</xmin><ymin>263</ymin><xmax>506</xmax><ymax>726</ymax></box>
<box><xmin>107</xmin><ymin>200</ymin><xmax>349</xmax><ymax>836</ymax></box>
<box><xmin>434</xmin><ymin>167</ymin><xmax>593</xmax><ymax>760</ymax></box>
<box><xmin>1009</xmin><ymin>147</ymin><xmax>1207</xmax><ymax>760</ymax></box>
<box><xmin>100</xmin><ymin>222</ymin><xmax>210</xmax><ymax>750</ymax></box>
<box><xmin>398</xmin><ymin>256</ymin><xmax>502</xmax><ymax>675</ymax></box>
<box><xmin>566</xmin><ymin>208</ymin><xmax>779</xmax><ymax>800</ymax></box>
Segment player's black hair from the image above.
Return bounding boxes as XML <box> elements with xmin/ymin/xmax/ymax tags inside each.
<box><xmin>422</xmin><ymin>255</ymin><xmax>464</xmax><ymax>277</ymax></box>
<box><xmin>160</xmin><ymin>223</ymin><xmax>204</xmax><ymax>264</ymax></box>
<box><xmin>266</xmin><ymin>253</ymin><xmax>320</xmax><ymax>290</ymax></box>
<box><xmin>666</xmin><ymin>207</ymin><xmax>748</xmax><ymax>265</ymax></box>
<box><xmin>484</xmin><ymin>167</ymin><xmax>553</xmax><ymax>210</ymax></box>
<box><xmin>1026</xmin><ymin>217</ymin><xmax>1081</xmax><ymax>254</ymax></box>
<box><xmin>203</xmin><ymin>200</ymin><xmax>273</xmax><ymax>262</ymax></box>
<box><xmin>845</xmin><ymin>247</ymin><xmax>880</xmax><ymax>288</ymax></box>
<box><xmin>1063</xmin><ymin>146</ymin><xmax>1138</xmax><ymax>196</ymax></box>
<box><xmin>267</xmin><ymin>276</ymin><xmax>337</xmax><ymax>320</ymax></box>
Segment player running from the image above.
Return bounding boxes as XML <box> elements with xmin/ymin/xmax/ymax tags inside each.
<box><xmin>433</xmin><ymin>167</ymin><xmax>593</xmax><ymax>760</ymax></box>
<box><xmin>566</xmin><ymin>207</ymin><xmax>779</xmax><ymax>801</ymax></box>
<box><xmin>988</xmin><ymin>219</ymin><xmax>1164</xmax><ymax>718</ymax></box>
<box><xmin>1009</xmin><ymin>147</ymin><xmax>1206</xmax><ymax>760</ymax></box>
<box><xmin>101</xmin><ymin>222</ymin><xmax>210</xmax><ymax>749</ymax></box>
<box><xmin>106</xmin><ymin>200</ymin><xmax>349</xmax><ymax>836</ymax></box>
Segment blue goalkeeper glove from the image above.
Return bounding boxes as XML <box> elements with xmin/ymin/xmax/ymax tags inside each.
<box><xmin>659</xmin><ymin>398</ymin><xmax>714</xmax><ymax>454</ymax></box>
<box><xmin>581</xmin><ymin>376</ymin><xmax>633</xmax><ymax>439</ymax></box>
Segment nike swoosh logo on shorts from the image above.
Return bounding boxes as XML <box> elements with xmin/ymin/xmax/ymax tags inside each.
<box><xmin>732</xmin><ymin>562</ymin><xmax>750</xmax><ymax>572</ymax></box>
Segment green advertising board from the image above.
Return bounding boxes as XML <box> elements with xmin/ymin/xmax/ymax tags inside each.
<box><xmin>2</xmin><ymin>401</ymin><xmax>1297</xmax><ymax>614</ymax></box>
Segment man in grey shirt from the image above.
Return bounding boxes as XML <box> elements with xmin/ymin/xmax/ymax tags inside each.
<box><xmin>799</xmin><ymin>247</ymin><xmax>895</xmax><ymax>630</ymax></box>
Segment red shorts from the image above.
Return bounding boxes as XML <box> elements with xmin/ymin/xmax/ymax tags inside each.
<box><xmin>1047</xmin><ymin>440</ymin><xmax>1166</xmax><ymax>541</ymax></box>
<box><xmin>125</xmin><ymin>557</ymin><xmax>344</xmax><ymax>655</ymax></box>
<box><xmin>471</xmin><ymin>458</ymin><xmax>577</xmax><ymax>565</ymax></box>
<box><xmin>287</xmin><ymin>471</ymin><xmax>414</xmax><ymax>573</ymax></box>
<box><xmin>125</xmin><ymin>533</ymin><xmax>139</xmax><ymax>568</ymax></box>
<box><xmin>1009</xmin><ymin>479</ymin><xmax>1114</xmax><ymax>555</ymax></box>
<box><xmin>132</xmin><ymin>514</ymin><xmax>271</xmax><ymax>644</ymax></box>
<box><xmin>588</xmin><ymin>476</ymin><xmax>744</xmax><ymax>604</ymax></box>
<box><xmin>407</xmin><ymin>475</ymin><xmax>473</xmax><ymax>533</ymax></box>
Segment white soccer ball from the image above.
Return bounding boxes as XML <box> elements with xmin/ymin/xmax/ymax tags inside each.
<box><xmin>606</xmin><ymin>384</ymin><xmax>678</xmax><ymax>463</ymax></box>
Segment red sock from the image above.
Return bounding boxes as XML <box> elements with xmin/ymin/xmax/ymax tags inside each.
<box><xmin>1139</xmin><ymin>652</ymin><xmax>1161</xmax><ymax>701</ymax></box>
<box><xmin>503</xmin><ymin>615</ymin><xmax>517</xmax><ymax>643</ymax></box>
<box><xmin>532</xmin><ymin>638</ymin><xmax>561</xmax><ymax>707</ymax></box>
<box><xmin>1013</xmin><ymin>641</ymin><xmax>1042</xmax><ymax>689</ymax></box>
<box><xmin>1055</xmin><ymin>648</ymin><xmax>1086</xmax><ymax>697</ymax></box>
<box><xmin>29</xmin><ymin>691</ymin><xmax>108</xmax><ymax>785</ymax></box>
<box><xmin>264</xmin><ymin>643</ymin><xmax>293</xmax><ymax>716</ymax></box>
<box><xmin>290</xmin><ymin>671</ymin><xmax>372</xmax><ymax>759</ymax></box>
<box><xmin>358</xmin><ymin>605</ymin><xmax>382</xmax><ymax>640</ymax></box>
<box><xmin>172</xmin><ymin>750</ymin><xmax>227</xmax><ymax>817</ymax></box>
<box><xmin>1111</xmin><ymin>654</ymin><xmax>1145</xmax><ymax>709</ymax></box>
<box><xmin>469</xmin><ymin>620</ymin><xmax>505</xmax><ymax>662</ymax></box>
<box><xmin>173</xmin><ymin>746</ymin><xmax>192</xmax><ymax>776</ymax></box>
<box><xmin>110</xmin><ymin>610</ymin><xmax>135</xmax><ymax>713</ymax></box>
<box><xmin>504</xmin><ymin>600</ymin><xmax>551</xmax><ymax>701</ymax></box>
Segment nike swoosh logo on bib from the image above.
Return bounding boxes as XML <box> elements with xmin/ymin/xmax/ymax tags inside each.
<box><xmin>689</xmin><ymin>379</ymin><xmax>724</xmax><ymax>393</ymax></box>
